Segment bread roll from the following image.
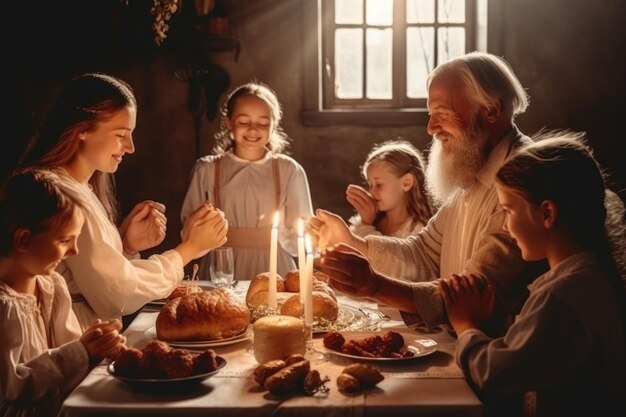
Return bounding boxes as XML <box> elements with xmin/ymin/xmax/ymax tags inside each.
<box><xmin>253</xmin><ymin>315</ymin><xmax>306</xmax><ymax>364</ymax></box>
<box><xmin>156</xmin><ymin>288</ymin><xmax>250</xmax><ymax>341</ymax></box>
<box><xmin>248</xmin><ymin>270</ymin><xmax>339</xmax><ymax>320</ymax></box>
<box><xmin>280</xmin><ymin>292</ymin><xmax>338</xmax><ymax>321</ymax></box>
<box><xmin>284</xmin><ymin>270</ymin><xmax>331</xmax><ymax>293</ymax></box>
<box><xmin>246</xmin><ymin>272</ymin><xmax>286</xmax><ymax>307</ymax></box>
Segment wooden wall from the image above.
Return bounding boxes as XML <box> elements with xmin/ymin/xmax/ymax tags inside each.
<box><xmin>8</xmin><ymin>0</ymin><xmax>625</xmax><ymax>262</ymax></box>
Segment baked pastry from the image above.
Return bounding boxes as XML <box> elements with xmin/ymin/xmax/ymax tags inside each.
<box><xmin>247</xmin><ymin>269</ymin><xmax>339</xmax><ymax>321</ymax></box>
<box><xmin>245</xmin><ymin>272</ymin><xmax>286</xmax><ymax>307</ymax></box>
<box><xmin>114</xmin><ymin>342</ymin><xmax>219</xmax><ymax>379</ymax></box>
<box><xmin>284</xmin><ymin>269</ymin><xmax>331</xmax><ymax>293</ymax></box>
<box><xmin>281</xmin><ymin>291</ymin><xmax>338</xmax><ymax>321</ymax></box>
<box><xmin>167</xmin><ymin>283</ymin><xmax>202</xmax><ymax>301</ymax></box>
<box><xmin>156</xmin><ymin>288</ymin><xmax>250</xmax><ymax>341</ymax></box>
<box><xmin>252</xmin><ymin>315</ymin><xmax>306</xmax><ymax>364</ymax></box>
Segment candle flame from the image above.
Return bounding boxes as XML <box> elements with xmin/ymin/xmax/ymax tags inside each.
<box><xmin>272</xmin><ymin>211</ymin><xmax>280</xmax><ymax>228</ymax></box>
<box><xmin>297</xmin><ymin>218</ymin><xmax>304</xmax><ymax>237</ymax></box>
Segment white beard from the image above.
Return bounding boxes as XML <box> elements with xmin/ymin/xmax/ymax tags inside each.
<box><xmin>425</xmin><ymin>117</ymin><xmax>490</xmax><ymax>205</ymax></box>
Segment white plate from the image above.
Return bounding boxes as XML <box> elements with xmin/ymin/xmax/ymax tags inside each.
<box><xmin>145</xmin><ymin>327</ymin><xmax>252</xmax><ymax>349</ymax></box>
<box><xmin>146</xmin><ymin>298</ymin><xmax>167</xmax><ymax>307</ymax></box>
<box><xmin>312</xmin><ymin>304</ymin><xmax>367</xmax><ymax>334</ymax></box>
<box><xmin>107</xmin><ymin>356</ymin><xmax>226</xmax><ymax>391</ymax></box>
<box><xmin>322</xmin><ymin>331</ymin><xmax>438</xmax><ymax>362</ymax></box>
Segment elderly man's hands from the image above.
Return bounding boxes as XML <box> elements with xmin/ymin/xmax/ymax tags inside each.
<box><xmin>318</xmin><ymin>243</ymin><xmax>380</xmax><ymax>299</ymax></box>
<box><xmin>308</xmin><ymin>209</ymin><xmax>358</xmax><ymax>252</ymax></box>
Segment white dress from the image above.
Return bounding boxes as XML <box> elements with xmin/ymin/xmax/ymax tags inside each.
<box><xmin>181</xmin><ymin>150</ymin><xmax>314</xmax><ymax>282</ymax></box>
<box><xmin>0</xmin><ymin>273</ymin><xmax>89</xmax><ymax>417</ymax></box>
<box><xmin>349</xmin><ymin>215</ymin><xmax>424</xmax><ymax>239</ymax></box>
<box><xmin>55</xmin><ymin>171</ymin><xmax>184</xmax><ymax>331</ymax></box>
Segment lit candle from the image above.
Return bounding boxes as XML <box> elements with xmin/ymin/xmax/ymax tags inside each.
<box><xmin>297</xmin><ymin>219</ymin><xmax>306</xmax><ymax>302</ymax></box>
<box><xmin>304</xmin><ymin>234</ymin><xmax>314</xmax><ymax>328</ymax></box>
<box><xmin>268</xmin><ymin>211</ymin><xmax>280</xmax><ymax>309</ymax></box>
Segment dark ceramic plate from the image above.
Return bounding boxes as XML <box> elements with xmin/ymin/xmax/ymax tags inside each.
<box><xmin>107</xmin><ymin>355</ymin><xmax>226</xmax><ymax>392</ymax></box>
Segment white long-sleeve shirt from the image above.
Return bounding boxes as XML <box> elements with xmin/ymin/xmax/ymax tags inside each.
<box><xmin>456</xmin><ymin>251</ymin><xmax>626</xmax><ymax>417</ymax></box>
<box><xmin>181</xmin><ymin>151</ymin><xmax>314</xmax><ymax>282</ymax></box>
<box><xmin>56</xmin><ymin>171</ymin><xmax>184</xmax><ymax>331</ymax></box>
<box><xmin>0</xmin><ymin>273</ymin><xmax>89</xmax><ymax>417</ymax></box>
<box><xmin>366</xmin><ymin>127</ymin><xmax>544</xmax><ymax>329</ymax></box>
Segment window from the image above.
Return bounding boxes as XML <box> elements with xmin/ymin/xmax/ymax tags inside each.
<box><xmin>301</xmin><ymin>0</ymin><xmax>487</xmax><ymax>126</ymax></box>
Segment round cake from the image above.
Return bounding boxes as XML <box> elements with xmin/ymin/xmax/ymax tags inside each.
<box><xmin>156</xmin><ymin>288</ymin><xmax>250</xmax><ymax>341</ymax></box>
<box><xmin>252</xmin><ymin>315</ymin><xmax>306</xmax><ymax>364</ymax></box>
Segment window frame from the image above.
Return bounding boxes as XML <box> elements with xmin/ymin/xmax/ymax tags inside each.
<box><xmin>301</xmin><ymin>0</ymin><xmax>486</xmax><ymax>126</ymax></box>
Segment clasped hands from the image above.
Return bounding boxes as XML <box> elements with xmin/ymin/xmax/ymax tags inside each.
<box><xmin>440</xmin><ymin>274</ymin><xmax>496</xmax><ymax>335</ymax></box>
<box><xmin>119</xmin><ymin>200</ymin><xmax>168</xmax><ymax>255</ymax></box>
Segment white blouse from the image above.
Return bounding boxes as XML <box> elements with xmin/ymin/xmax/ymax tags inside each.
<box><xmin>349</xmin><ymin>214</ymin><xmax>424</xmax><ymax>239</ymax></box>
<box><xmin>0</xmin><ymin>273</ymin><xmax>89</xmax><ymax>417</ymax></box>
<box><xmin>56</xmin><ymin>171</ymin><xmax>184</xmax><ymax>331</ymax></box>
<box><xmin>181</xmin><ymin>151</ymin><xmax>314</xmax><ymax>282</ymax></box>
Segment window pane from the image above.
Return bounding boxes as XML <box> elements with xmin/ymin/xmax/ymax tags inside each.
<box><xmin>437</xmin><ymin>27</ymin><xmax>465</xmax><ymax>63</ymax></box>
<box><xmin>406</xmin><ymin>27</ymin><xmax>434</xmax><ymax>98</ymax></box>
<box><xmin>336</xmin><ymin>28</ymin><xmax>363</xmax><ymax>98</ymax></box>
<box><xmin>406</xmin><ymin>0</ymin><xmax>434</xmax><ymax>23</ymax></box>
<box><xmin>366</xmin><ymin>0</ymin><xmax>393</xmax><ymax>26</ymax></box>
<box><xmin>336</xmin><ymin>0</ymin><xmax>363</xmax><ymax>24</ymax></box>
<box><xmin>366</xmin><ymin>28</ymin><xmax>392</xmax><ymax>99</ymax></box>
<box><xmin>438</xmin><ymin>0</ymin><xmax>465</xmax><ymax>23</ymax></box>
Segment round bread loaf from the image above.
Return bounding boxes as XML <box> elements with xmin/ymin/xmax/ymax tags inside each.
<box><xmin>284</xmin><ymin>269</ymin><xmax>332</xmax><ymax>293</ymax></box>
<box><xmin>252</xmin><ymin>315</ymin><xmax>306</xmax><ymax>364</ymax></box>
<box><xmin>245</xmin><ymin>272</ymin><xmax>286</xmax><ymax>307</ymax></box>
<box><xmin>280</xmin><ymin>291</ymin><xmax>338</xmax><ymax>321</ymax></box>
<box><xmin>156</xmin><ymin>288</ymin><xmax>250</xmax><ymax>341</ymax></box>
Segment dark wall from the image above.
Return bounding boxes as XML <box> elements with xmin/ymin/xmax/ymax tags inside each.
<box><xmin>8</xmin><ymin>0</ymin><xmax>626</xmax><ymax>261</ymax></box>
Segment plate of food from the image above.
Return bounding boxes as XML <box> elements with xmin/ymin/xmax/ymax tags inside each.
<box><xmin>312</xmin><ymin>304</ymin><xmax>368</xmax><ymax>334</ymax></box>
<box><xmin>321</xmin><ymin>330</ymin><xmax>438</xmax><ymax>362</ymax></box>
<box><xmin>144</xmin><ymin>327</ymin><xmax>252</xmax><ymax>349</ymax></box>
<box><xmin>107</xmin><ymin>355</ymin><xmax>226</xmax><ymax>391</ymax></box>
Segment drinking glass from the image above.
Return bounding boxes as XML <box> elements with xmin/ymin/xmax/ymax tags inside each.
<box><xmin>209</xmin><ymin>247</ymin><xmax>234</xmax><ymax>288</ymax></box>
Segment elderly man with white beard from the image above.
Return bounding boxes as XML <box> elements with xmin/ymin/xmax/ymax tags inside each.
<box><xmin>310</xmin><ymin>51</ymin><xmax>546</xmax><ymax>334</ymax></box>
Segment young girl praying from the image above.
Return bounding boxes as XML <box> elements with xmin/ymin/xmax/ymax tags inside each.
<box><xmin>440</xmin><ymin>133</ymin><xmax>626</xmax><ymax>417</ymax></box>
<box><xmin>181</xmin><ymin>82</ymin><xmax>314</xmax><ymax>281</ymax></box>
<box><xmin>347</xmin><ymin>139</ymin><xmax>434</xmax><ymax>238</ymax></box>
<box><xmin>0</xmin><ymin>170</ymin><xmax>125</xmax><ymax>417</ymax></box>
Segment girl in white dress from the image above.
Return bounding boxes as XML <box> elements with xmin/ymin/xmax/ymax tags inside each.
<box><xmin>0</xmin><ymin>170</ymin><xmax>125</xmax><ymax>417</ymax></box>
<box><xmin>181</xmin><ymin>82</ymin><xmax>313</xmax><ymax>282</ymax></box>
<box><xmin>347</xmin><ymin>139</ymin><xmax>434</xmax><ymax>239</ymax></box>
<box><xmin>18</xmin><ymin>73</ymin><xmax>228</xmax><ymax>330</ymax></box>
<box><xmin>440</xmin><ymin>133</ymin><xmax>626</xmax><ymax>417</ymax></box>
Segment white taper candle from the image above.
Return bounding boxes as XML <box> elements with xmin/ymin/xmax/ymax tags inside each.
<box><xmin>268</xmin><ymin>211</ymin><xmax>280</xmax><ymax>309</ymax></box>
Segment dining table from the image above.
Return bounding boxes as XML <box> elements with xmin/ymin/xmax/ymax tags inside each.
<box><xmin>59</xmin><ymin>281</ymin><xmax>485</xmax><ymax>417</ymax></box>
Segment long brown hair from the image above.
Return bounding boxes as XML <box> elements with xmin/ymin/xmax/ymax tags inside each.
<box><xmin>496</xmin><ymin>131</ymin><xmax>626</xmax><ymax>335</ymax></box>
<box><xmin>19</xmin><ymin>73</ymin><xmax>137</xmax><ymax>224</ymax></box>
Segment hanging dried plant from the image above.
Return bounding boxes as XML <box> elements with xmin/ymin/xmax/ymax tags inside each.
<box><xmin>121</xmin><ymin>0</ymin><xmax>180</xmax><ymax>46</ymax></box>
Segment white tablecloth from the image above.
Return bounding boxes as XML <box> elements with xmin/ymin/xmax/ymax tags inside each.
<box><xmin>60</xmin><ymin>282</ymin><xmax>484</xmax><ymax>417</ymax></box>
